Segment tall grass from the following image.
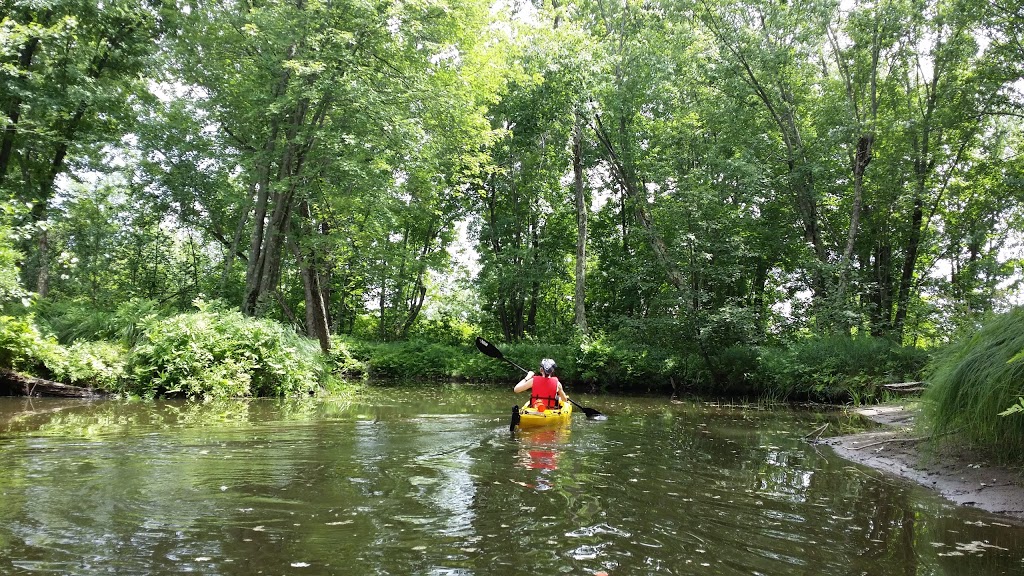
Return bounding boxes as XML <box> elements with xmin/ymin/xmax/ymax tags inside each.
<box><xmin>922</xmin><ymin>309</ymin><xmax>1024</xmax><ymax>461</ymax></box>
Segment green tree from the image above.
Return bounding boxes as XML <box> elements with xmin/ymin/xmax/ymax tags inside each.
<box><xmin>0</xmin><ymin>0</ymin><xmax>171</xmax><ymax>296</ymax></box>
<box><xmin>161</xmin><ymin>0</ymin><xmax>496</xmax><ymax>349</ymax></box>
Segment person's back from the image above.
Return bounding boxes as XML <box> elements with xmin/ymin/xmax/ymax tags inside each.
<box><xmin>530</xmin><ymin>374</ymin><xmax>560</xmax><ymax>408</ymax></box>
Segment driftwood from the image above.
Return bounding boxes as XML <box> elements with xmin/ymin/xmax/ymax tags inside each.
<box><xmin>0</xmin><ymin>369</ymin><xmax>106</xmax><ymax>398</ymax></box>
<box><xmin>882</xmin><ymin>381</ymin><xmax>927</xmax><ymax>394</ymax></box>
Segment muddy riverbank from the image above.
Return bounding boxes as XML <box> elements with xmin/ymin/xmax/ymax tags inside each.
<box><xmin>821</xmin><ymin>404</ymin><xmax>1024</xmax><ymax>520</ymax></box>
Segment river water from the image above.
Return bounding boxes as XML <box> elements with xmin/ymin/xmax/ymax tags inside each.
<box><xmin>1</xmin><ymin>387</ymin><xmax>1022</xmax><ymax>575</ymax></box>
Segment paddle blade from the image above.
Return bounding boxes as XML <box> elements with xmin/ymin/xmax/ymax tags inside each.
<box><xmin>475</xmin><ymin>336</ymin><xmax>503</xmax><ymax>359</ymax></box>
<box><xmin>569</xmin><ymin>397</ymin><xmax>607</xmax><ymax>420</ymax></box>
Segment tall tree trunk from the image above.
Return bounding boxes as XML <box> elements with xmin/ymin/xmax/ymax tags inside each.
<box><xmin>35</xmin><ymin>229</ymin><xmax>50</xmax><ymax>298</ymax></box>
<box><xmin>243</xmin><ymin>84</ymin><xmax>328</xmax><ymax>318</ymax></box>
<box><xmin>527</xmin><ymin>218</ymin><xmax>540</xmax><ymax>335</ymax></box>
<box><xmin>222</xmin><ymin>184</ymin><xmax>254</xmax><ymax>291</ymax></box>
<box><xmin>290</xmin><ymin>200</ymin><xmax>330</xmax><ymax>353</ymax></box>
<box><xmin>828</xmin><ymin>16</ymin><xmax>881</xmax><ymax>307</ymax></box>
<box><xmin>893</xmin><ymin>191</ymin><xmax>924</xmax><ymax>340</ymax></box>
<box><xmin>869</xmin><ymin>241</ymin><xmax>894</xmax><ymax>336</ymax></box>
<box><xmin>242</xmin><ymin>51</ymin><xmax>293</xmax><ymax>315</ymax></box>
<box><xmin>572</xmin><ymin>115</ymin><xmax>588</xmax><ymax>333</ymax></box>
<box><xmin>844</xmin><ymin>135</ymin><xmax>873</xmax><ymax>265</ymax></box>
<box><xmin>243</xmin><ymin>163</ymin><xmax>274</xmax><ymax>314</ymax></box>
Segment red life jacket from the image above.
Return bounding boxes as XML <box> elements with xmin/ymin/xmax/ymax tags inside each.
<box><xmin>530</xmin><ymin>375</ymin><xmax>560</xmax><ymax>408</ymax></box>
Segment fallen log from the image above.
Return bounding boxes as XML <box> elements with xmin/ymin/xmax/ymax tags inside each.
<box><xmin>0</xmin><ymin>369</ymin><xmax>107</xmax><ymax>398</ymax></box>
<box><xmin>882</xmin><ymin>381</ymin><xmax>927</xmax><ymax>394</ymax></box>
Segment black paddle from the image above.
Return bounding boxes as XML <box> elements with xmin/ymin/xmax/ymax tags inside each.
<box><xmin>475</xmin><ymin>336</ymin><xmax>606</xmax><ymax>420</ymax></box>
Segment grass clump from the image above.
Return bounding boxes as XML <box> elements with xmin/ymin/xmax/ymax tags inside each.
<box><xmin>922</xmin><ymin>308</ymin><xmax>1024</xmax><ymax>462</ymax></box>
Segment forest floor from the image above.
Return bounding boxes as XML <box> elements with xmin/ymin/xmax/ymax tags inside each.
<box><xmin>819</xmin><ymin>403</ymin><xmax>1024</xmax><ymax>520</ymax></box>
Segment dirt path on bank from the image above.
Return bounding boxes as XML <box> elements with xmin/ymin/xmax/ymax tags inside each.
<box><xmin>818</xmin><ymin>404</ymin><xmax>1024</xmax><ymax>520</ymax></box>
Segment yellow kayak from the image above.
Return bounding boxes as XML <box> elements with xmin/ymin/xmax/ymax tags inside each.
<box><xmin>512</xmin><ymin>400</ymin><xmax>572</xmax><ymax>431</ymax></box>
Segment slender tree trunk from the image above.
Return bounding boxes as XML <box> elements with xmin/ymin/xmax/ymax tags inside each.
<box><xmin>290</xmin><ymin>200</ymin><xmax>330</xmax><ymax>353</ymax></box>
<box><xmin>844</xmin><ymin>136</ymin><xmax>873</xmax><ymax>265</ymax></box>
<box><xmin>867</xmin><ymin>232</ymin><xmax>894</xmax><ymax>336</ymax></box>
<box><xmin>379</xmin><ymin>256</ymin><xmax>388</xmax><ymax>341</ymax></box>
<box><xmin>292</xmin><ymin>248</ymin><xmax>330</xmax><ymax>353</ymax></box>
<box><xmin>893</xmin><ymin>192</ymin><xmax>924</xmax><ymax>340</ymax></box>
<box><xmin>572</xmin><ymin>115</ymin><xmax>588</xmax><ymax>333</ymax></box>
<box><xmin>242</xmin><ymin>140</ymin><xmax>276</xmax><ymax>314</ymax></box>
<box><xmin>399</xmin><ymin>220</ymin><xmax>436</xmax><ymax>338</ymax></box>
<box><xmin>829</xmin><ymin>17</ymin><xmax>881</xmax><ymax>308</ymax></box>
<box><xmin>252</xmin><ymin>186</ymin><xmax>294</xmax><ymax>312</ymax></box>
<box><xmin>243</xmin><ymin>52</ymin><xmax>292</xmax><ymax>315</ymax></box>
<box><xmin>527</xmin><ymin>218</ymin><xmax>539</xmax><ymax>335</ymax></box>
<box><xmin>35</xmin><ymin>229</ymin><xmax>50</xmax><ymax>298</ymax></box>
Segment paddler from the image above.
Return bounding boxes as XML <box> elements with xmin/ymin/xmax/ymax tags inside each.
<box><xmin>513</xmin><ymin>358</ymin><xmax>568</xmax><ymax>411</ymax></box>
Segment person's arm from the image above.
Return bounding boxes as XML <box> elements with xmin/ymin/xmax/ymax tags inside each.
<box><xmin>556</xmin><ymin>381</ymin><xmax>568</xmax><ymax>404</ymax></box>
<box><xmin>513</xmin><ymin>371</ymin><xmax>535</xmax><ymax>393</ymax></box>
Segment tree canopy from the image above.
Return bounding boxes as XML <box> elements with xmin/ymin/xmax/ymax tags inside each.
<box><xmin>2</xmin><ymin>0</ymin><xmax>1021</xmax><ymax>360</ymax></box>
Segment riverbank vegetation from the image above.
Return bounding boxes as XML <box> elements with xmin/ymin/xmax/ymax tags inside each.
<box><xmin>923</xmin><ymin>309</ymin><xmax>1024</xmax><ymax>463</ymax></box>
<box><xmin>0</xmin><ymin>0</ymin><xmax>1022</xmax><ymax>448</ymax></box>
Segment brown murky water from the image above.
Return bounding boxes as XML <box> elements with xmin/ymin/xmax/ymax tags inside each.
<box><xmin>1</xmin><ymin>388</ymin><xmax>1022</xmax><ymax>575</ymax></box>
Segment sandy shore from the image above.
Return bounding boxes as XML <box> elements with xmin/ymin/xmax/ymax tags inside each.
<box><xmin>818</xmin><ymin>404</ymin><xmax>1024</xmax><ymax>520</ymax></box>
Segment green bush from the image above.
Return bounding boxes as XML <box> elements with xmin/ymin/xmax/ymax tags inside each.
<box><xmin>327</xmin><ymin>336</ymin><xmax>369</xmax><ymax>378</ymax></box>
<box><xmin>753</xmin><ymin>335</ymin><xmax>929</xmax><ymax>402</ymax></box>
<box><xmin>0</xmin><ymin>216</ymin><xmax>28</xmax><ymax>310</ymax></box>
<box><xmin>364</xmin><ymin>340</ymin><xmax>457</xmax><ymax>380</ymax></box>
<box><xmin>36</xmin><ymin>298</ymin><xmax>167</xmax><ymax>345</ymax></box>
<box><xmin>714</xmin><ymin>345</ymin><xmax>760</xmax><ymax>395</ymax></box>
<box><xmin>129</xmin><ymin>303</ymin><xmax>327</xmax><ymax>398</ymax></box>
<box><xmin>46</xmin><ymin>340</ymin><xmax>130</xmax><ymax>392</ymax></box>
<box><xmin>0</xmin><ymin>314</ymin><xmax>63</xmax><ymax>373</ymax></box>
<box><xmin>923</xmin><ymin>308</ymin><xmax>1024</xmax><ymax>461</ymax></box>
<box><xmin>407</xmin><ymin>315</ymin><xmax>477</xmax><ymax>347</ymax></box>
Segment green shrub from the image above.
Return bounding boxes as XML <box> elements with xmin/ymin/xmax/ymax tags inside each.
<box><xmin>327</xmin><ymin>336</ymin><xmax>369</xmax><ymax>378</ymax></box>
<box><xmin>46</xmin><ymin>340</ymin><xmax>130</xmax><ymax>392</ymax></box>
<box><xmin>129</xmin><ymin>303</ymin><xmax>326</xmax><ymax>398</ymax></box>
<box><xmin>923</xmin><ymin>308</ymin><xmax>1024</xmax><ymax>461</ymax></box>
<box><xmin>714</xmin><ymin>345</ymin><xmax>760</xmax><ymax>395</ymax></box>
<box><xmin>574</xmin><ymin>333</ymin><xmax>679</xmax><ymax>392</ymax></box>
<box><xmin>36</xmin><ymin>298</ymin><xmax>167</xmax><ymax>345</ymax></box>
<box><xmin>0</xmin><ymin>228</ymin><xmax>26</xmax><ymax>309</ymax></box>
<box><xmin>407</xmin><ymin>315</ymin><xmax>477</xmax><ymax>347</ymax></box>
<box><xmin>753</xmin><ymin>335</ymin><xmax>929</xmax><ymax>403</ymax></box>
<box><xmin>0</xmin><ymin>314</ymin><xmax>63</xmax><ymax>373</ymax></box>
<box><xmin>365</xmin><ymin>340</ymin><xmax>457</xmax><ymax>380</ymax></box>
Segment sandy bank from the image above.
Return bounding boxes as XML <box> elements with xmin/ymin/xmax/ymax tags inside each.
<box><xmin>818</xmin><ymin>404</ymin><xmax>1024</xmax><ymax>520</ymax></box>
